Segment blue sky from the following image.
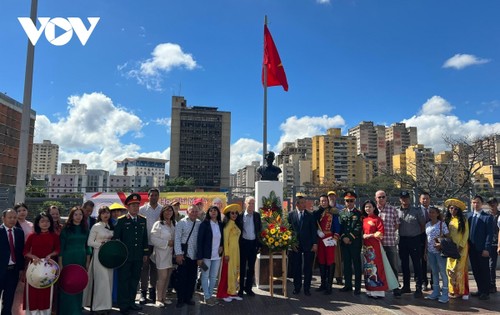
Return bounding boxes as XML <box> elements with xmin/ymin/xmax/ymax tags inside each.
<box><xmin>1</xmin><ymin>0</ymin><xmax>499</xmax><ymax>174</ymax></box>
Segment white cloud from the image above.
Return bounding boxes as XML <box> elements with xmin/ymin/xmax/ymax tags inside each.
<box><xmin>275</xmin><ymin>114</ymin><xmax>345</xmax><ymax>151</ymax></box>
<box><xmin>154</xmin><ymin>117</ymin><xmax>171</xmax><ymax>132</ymax></box>
<box><xmin>230</xmin><ymin>138</ymin><xmax>262</xmax><ymax>173</ymax></box>
<box><xmin>317</xmin><ymin>0</ymin><xmax>331</xmax><ymax>4</ymax></box>
<box><xmin>419</xmin><ymin>95</ymin><xmax>453</xmax><ymax>115</ymax></box>
<box><xmin>34</xmin><ymin>92</ymin><xmax>169</xmax><ymax>173</ymax></box>
<box><xmin>403</xmin><ymin>96</ymin><xmax>500</xmax><ymax>153</ymax></box>
<box><xmin>122</xmin><ymin>43</ymin><xmax>198</xmax><ymax>91</ymax></box>
<box><xmin>442</xmin><ymin>54</ymin><xmax>490</xmax><ymax>70</ymax></box>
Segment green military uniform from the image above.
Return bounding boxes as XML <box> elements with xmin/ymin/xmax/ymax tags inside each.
<box><xmin>113</xmin><ymin>194</ymin><xmax>149</xmax><ymax>313</ymax></box>
<box><xmin>339</xmin><ymin>191</ymin><xmax>363</xmax><ymax>293</ymax></box>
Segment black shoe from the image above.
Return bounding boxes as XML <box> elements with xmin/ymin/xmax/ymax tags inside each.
<box><xmin>339</xmin><ymin>287</ymin><xmax>352</xmax><ymax>292</ymax></box>
<box><xmin>336</xmin><ymin>278</ymin><xmax>343</xmax><ymax>285</ymax></box>
<box><xmin>315</xmin><ymin>286</ymin><xmax>326</xmax><ymax>292</ymax></box>
<box><xmin>245</xmin><ymin>289</ymin><xmax>256</xmax><ymax>297</ymax></box>
<box><xmin>354</xmin><ymin>289</ymin><xmax>361</xmax><ymax>295</ymax></box>
<box><xmin>119</xmin><ymin>309</ymin><xmax>129</xmax><ymax>315</ymax></box>
<box><xmin>393</xmin><ymin>288</ymin><xmax>402</xmax><ymax>297</ymax></box>
<box><xmin>479</xmin><ymin>293</ymin><xmax>490</xmax><ymax>300</ymax></box>
<box><xmin>292</xmin><ymin>289</ymin><xmax>300</xmax><ymax>295</ymax></box>
<box><xmin>400</xmin><ymin>286</ymin><xmax>412</xmax><ymax>294</ymax></box>
<box><xmin>304</xmin><ymin>290</ymin><xmax>311</xmax><ymax>296</ymax></box>
<box><xmin>471</xmin><ymin>291</ymin><xmax>481</xmax><ymax>297</ymax></box>
<box><xmin>414</xmin><ymin>290</ymin><xmax>423</xmax><ymax>298</ymax></box>
<box><xmin>176</xmin><ymin>302</ymin><xmax>185</xmax><ymax>308</ymax></box>
<box><xmin>139</xmin><ymin>291</ymin><xmax>151</xmax><ymax>305</ymax></box>
<box><xmin>130</xmin><ymin>304</ymin><xmax>142</xmax><ymax>311</ymax></box>
<box><xmin>490</xmin><ymin>287</ymin><xmax>497</xmax><ymax>294</ymax></box>
<box><xmin>238</xmin><ymin>290</ymin><xmax>244</xmax><ymax>297</ymax></box>
<box><xmin>186</xmin><ymin>300</ymin><xmax>195</xmax><ymax>306</ymax></box>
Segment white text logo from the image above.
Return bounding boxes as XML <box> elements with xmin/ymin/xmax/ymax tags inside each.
<box><xmin>18</xmin><ymin>17</ymin><xmax>100</xmax><ymax>46</ymax></box>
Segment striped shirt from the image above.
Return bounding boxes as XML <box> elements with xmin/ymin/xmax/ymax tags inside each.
<box><xmin>174</xmin><ymin>217</ymin><xmax>200</xmax><ymax>260</ymax></box>
<box><xmin>378</xmin><ymin>204</ymin><xmax>400</xmax><ymax>246</ymax></box>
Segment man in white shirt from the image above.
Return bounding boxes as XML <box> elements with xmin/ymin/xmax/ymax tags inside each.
<box><xmin>138</xmin><ymin>188</ymin><xmax>162</xmax><ymax>304</ymax></box>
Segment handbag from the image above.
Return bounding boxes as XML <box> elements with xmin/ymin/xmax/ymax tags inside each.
<box><xmin>436</xmin><ymin>222</ymin><xmax>460</xmax><ymax>259</ymax></box>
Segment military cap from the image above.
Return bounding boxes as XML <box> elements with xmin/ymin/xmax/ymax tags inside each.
<box><xmin>399</xmin><ymin>191</ymin><xmax>410</xmax><ymax>198</ymax></box>
<box><xmin>343</xmin><ymin>191</ymin><xmax>357</xmax><ymax>199</ymax></box>
<box><xmin>125</xmin><ymin>193</ymin><xmax>141</xmax><ymax>205</ymax></box>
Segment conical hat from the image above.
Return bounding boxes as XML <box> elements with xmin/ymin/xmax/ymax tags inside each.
<box><xmin>98</xmin><ymin>240</ymin><xmax>128</xmax><ymax>269</ymax></box>
<box><xmin>59</xmin><ymin>264</ymin><xmax>88</xmax><ymax>295</ymax></box>
<box><xmin>444</xmin><ymin>198</ymin><xmax>467</xmax><ymax>211</ymax></box>
<box><xmin>26</xmin><ymin>259</ymin><xmax>60</xmax><ymax>289</ymax></box>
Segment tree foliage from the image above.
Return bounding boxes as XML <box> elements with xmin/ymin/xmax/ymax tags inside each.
<box><xmin>164</xmin><ymin>177</ymin><xmax>196</xmax><ymax>192</ymax></box>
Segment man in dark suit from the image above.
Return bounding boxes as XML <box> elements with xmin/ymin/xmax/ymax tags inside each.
<box><xmin>289</xmin><ymin>195</ymin><xmax>317</xmax><ymax>296</ymax></box>
<box><xmin>82</xmin><ymin>200</ymin><xmax>96</xmax><ymax>230</ymax></box>
<box><xmin>237</xmin><ymin>196</ymin><xmax>262</xmax><ymax>297</ymax></box>
<box><xmin>113</xmin><ymin>194</ymin><xmax>149</xmax><ymax>314</ymax></box>
<box><xmin>468</xmin><ymin>195</ymin><xmax>495</xmax><ymax>300</ymax></box>
<box><xmin>1</xmin><ymin>209</ymin><xmax>25</xmax><ymax>315</ymax></box>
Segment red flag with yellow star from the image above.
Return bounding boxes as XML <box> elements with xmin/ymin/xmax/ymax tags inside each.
<box><xmin>262</xmin><ymin>24</ymin><xmax>288</xmax><ymax>91</ymax></box>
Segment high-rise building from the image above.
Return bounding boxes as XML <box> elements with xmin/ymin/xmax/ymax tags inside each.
<box><xmin>385</xmin><ymin>123</ymin><xmax>417</xmax><ymax>171</ymax></box>
<box><xmin>277</xmin><ymin>138</ymin><xmax>312</xmax><ymax>189</ymax></box>
<box><xmin>61</xmin><ymin>159</ymin><xmax>87</xmax><ymax>175</ymax></box>
<box><xmin>475</xmin><ymin>135</ymin><xmax>500</xmax><ymax>166</ymax></box>
<box><xmin>405</xmin><ymin>144</ymin><xmax>435</xmax><ymax>184</ymax></box>
<box><xmin>31</xmin><ymin>140</ymin><xmax>59</xmax><ymax>179</ymax></box>
<box><xmin>312</xmin><ymin>128</ymin><xmax>357</xmax><ymax>185</ymax></box>
<box><xmin>234</xmin><ymin>161</ymin><xmax>260</xmax><ymax>197</ymax></box>
<box><xmin>86</xmin><ymin>169</ymin><xmax>109</xmax><ymax>192</ymax></box>
<box><xmin>348</xmin><ymin>121</ymin><xmax>387</xmax><ymax>174</ymax></box>
<box><xmin>115</xmin><ymin>157</ymin><xmax>168</xmax><ymax>188</ymax></box>
<box><xmin>0</xmin><ymin>93</ymin><xmax>36</xmax><ymax>186</ymax></box>
<box><xmin>169</xmin><ymin>96</ymin><xmax>231</xmax><ymax>188</ymax></box>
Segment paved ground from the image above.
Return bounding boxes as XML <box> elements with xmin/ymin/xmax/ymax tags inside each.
<box><xmin>89</xmin><ymin>272</ymin><xmax>500</xmax><ymax>315</ymax></box>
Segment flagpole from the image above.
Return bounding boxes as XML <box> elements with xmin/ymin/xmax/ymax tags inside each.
<box><xmin>263</xmin><ymin>15</ymin><xmax>268</xmax><ymax>163</ymax></box>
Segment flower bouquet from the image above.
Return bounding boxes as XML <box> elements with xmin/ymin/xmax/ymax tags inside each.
<box><xmin>259</xmin><ymin>191</ymin><xmax>297</xmax><ymax>252</ymax></box>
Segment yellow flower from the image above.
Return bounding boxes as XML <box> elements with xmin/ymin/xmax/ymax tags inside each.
<box><xmin>270</xmin><ymin>228</ymin><xmax>276</xmax><ymax>235</ymax></box>
<box><xmin>283</xmin><ymin>234</ymin><xmax>289</xmax><ymax>240</ymax></box>
<box><xmin>275</xmin><ymin>242</ymin><xmax>279</xmax><ymax>247</ymax></box>
<box><xmin>268</xmin><ymin>237</ymin><xmax>274</xmax><ymax>244</ymax></box>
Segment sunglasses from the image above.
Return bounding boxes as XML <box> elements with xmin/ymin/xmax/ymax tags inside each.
<box><xmin>345</xmin><ymin>199</ymin><xmax>355</xmax><ymax>203</ymax></box>
<box><xmin>377</xmin><ymin>196</ymin><xmax>386</xmax><ymax>199</ymax></box>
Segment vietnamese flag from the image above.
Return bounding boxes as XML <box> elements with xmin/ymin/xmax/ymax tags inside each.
<box><xmin>262</xmin><ymin>24</ymin><xmax>288</xmax><ymax>91</ymax></box>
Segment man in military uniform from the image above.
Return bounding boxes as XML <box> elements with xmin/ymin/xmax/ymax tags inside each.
<box><xmin>339</xmin><ymin>191</ymin><xmax>363</xmax><ymax>295</ymax></box>
<box><xmin>113</xmin><ymin>193</ymin><xmax>149</xmax><ymax>314</ymax></box>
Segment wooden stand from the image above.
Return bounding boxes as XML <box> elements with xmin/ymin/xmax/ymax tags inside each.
<box><xmin>268</xmin><ymin>250</ymin><xmax>287</xmax><ymax>297</ymax></box>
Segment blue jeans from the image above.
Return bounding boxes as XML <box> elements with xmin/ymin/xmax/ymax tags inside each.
<box><xmin>427</xmin><ymin>251</ymin><xmax>448</xmax><ymax>288</ymax></box>
<box><xmin>201</xmin><ymin>258</ymin><xmax>221</xmax><ymax>300</ymax></box>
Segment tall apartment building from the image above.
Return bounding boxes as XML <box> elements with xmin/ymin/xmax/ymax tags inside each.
<box><xmin>348</xmin><ymin>121</ymin><xmax>387</xmax><ymax>174</ymax></box>
<box><xmin>169</xmin><ymin>96</ymin><xmax>231</xmax><ymax>188</ymax></box>
<box><xmin>312</xmin><ymin>128</ymin><xmax>357</xmax><ymax>185</ymax></box>
<box><xmin>86</xmin><ymin>169</ymin><xmax>109</xmax><ymax>192</ymax></box>
<box><xmin>115</xmin><ymin>157</ymin><xmax>167</xmax><ymax>188</ymax></box>
<box><xmin>405</xmin><ymin>144</ymin><xmax>435</xmax><ymax>184</ymax></box>
<box><xmin>234</xmin><ymin>161</ymin><xmax>260</xmax><ymax>197</ymax></box>
<box><xmin>475</xmin><ymin>135</ymin><xmax>500</xmax><ymax>166</ymax></box>
<box><xmin>61</xmin><ymin>159</ymin><xmax>87</xmax><ymax>175</ymax></box>
<box><xmin>31</xmin><ymin>140</ymin><xmax>59</xmax><ymax>179</ymax></box>
<box><xmin>277</xmin><ymin>138</ymin><xmax>312</xmax><ymax>188</ymax></box>
<box><xmin>0</xmin><ymin>93</ymin><xmax>36</xmax><ymax>186</ymax></box>
<box><xmin>385</xmin><ymin>123</ymin><xmax>418</xmax><ymax>171</ymax></box>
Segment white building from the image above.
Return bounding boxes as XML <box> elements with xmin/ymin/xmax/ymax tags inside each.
<box><xmin>115</xmin><ymin>157</ymin><xmax>167</xmax><ymax>188</ymax></box>
<box><xmin>31</xmin><ymin>140</ymin><xmax>59</xmax><ymax>179</ymax></box>
<box><xmin>61</xmin><ymin>159</ymin><xmax>87</xmax><ymax>175</ymax></box>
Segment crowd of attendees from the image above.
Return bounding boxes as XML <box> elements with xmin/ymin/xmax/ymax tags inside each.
<box><xmin>0</xmin><ymin>188</ymin><xmax>499</xmax><ymax>315</ymax></box>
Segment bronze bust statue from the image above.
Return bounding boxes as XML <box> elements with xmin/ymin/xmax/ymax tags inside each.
<box><xmin>257</xmin><ymin>151</ymin><xmax>282</xmax><ymax>181</ymax></box>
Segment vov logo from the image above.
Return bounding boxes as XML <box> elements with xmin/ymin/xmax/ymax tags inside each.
<box><xmin>18</xmin><ymin>17</ymin><xmax>100</xmax><ymax>46</ymax></box>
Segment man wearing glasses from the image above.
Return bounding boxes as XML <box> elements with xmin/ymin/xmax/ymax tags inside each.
<box><xmin>339</xmin><ymin>191</ymin><xmax>362</xmax><ymax>295</ymax></box>
<box><xmin>376</xmin><ymin>190</ymin><xmax>401</xmax><ymax>297</ymax></box>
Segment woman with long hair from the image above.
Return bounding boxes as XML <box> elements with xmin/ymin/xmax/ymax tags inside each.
<box><xmin>83</xmin><ymin>206</ymin><xmax>114</xmax><ymax>314</ymax></box>
<box><xmin>197</xmin><ymin>206</ymin><xmax>223</xmax><ymax>305</ymax></box>
<box><xmin>23</xmin><ymin>211</ymin><xmax>60</xmax><ymax>315</ymax></box>
<box><xmin>424</xmin><ymin>207</ymin><xmax>449</xmax><ymax>303</ymax></box>
<box><xmin>48</xmin><ymin>206</ymin><xmax>63</xmax><ymax>235</ymax></box>
<box><xmin>444</xmin><ymin>198</ymin><xmax>470</xmax><ymax>300</ymax></box>
<box><xmin>150</xmin><ymin>205</ymin><xmax>176</xmax><ymax>307</ymax></box>
<box><xmin>58</xmin><ymin>206</ymin><xmax>91</xmax><ymax>315</ymax></box>
<box><xmin>361</xmin><ymin>200</ymin><xmax>390</xmax><ymax>299</ymax></box>
<box><xmin>14</xmin><ymin>202</ymin><xmax>33</xmax><ymax>242</ymax></box>
<box><xmin>216</xmin><ymin>204</ymin><xmax>242</xmax><ymax>302</ymax></box>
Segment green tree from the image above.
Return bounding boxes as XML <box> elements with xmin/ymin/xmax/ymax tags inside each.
<box><xmin>164</xmin><ymin>177</ymin><xmax>196</xmax><ymax>192</ymax></box>
<box><xmin>39</xmin><ymin>200</ymin><xmax>65</xmax><ymax>214</ymax></box>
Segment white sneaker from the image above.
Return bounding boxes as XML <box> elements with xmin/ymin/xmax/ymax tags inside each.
<box><xmin>462</xmin><ymin>295</ymin><xmax>469</xmax><ymax>300</ymax></box>
<box><xmin>223</xmin><ymin>297</ymin><xmax>232</xmax><ymax>302</ymax></box>
<box><xmin>231</xmin><ymin>296</ymin><xmax>243</xmax><ymax>301</ymax></box>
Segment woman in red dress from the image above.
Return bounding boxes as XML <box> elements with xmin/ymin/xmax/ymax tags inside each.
<box><xmin>361</xmin><ymin>200</ymin><xmax>388</xmax><ymax>299</ymax></box>
<box><xmin>23</xmin><ymin>212</ymin><xmax>60</xmax><ymax>315</ymax></box>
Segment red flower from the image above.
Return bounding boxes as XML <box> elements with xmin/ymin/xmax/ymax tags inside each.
<box><xmin>280</xmin><ymin>226</ymin><xmax>287</xmax><ymax>232</ymax></box>
<box><xmin>268</xmin><ymin>223</ymin><xmax>275</xmax><ymax>230</ymax></box>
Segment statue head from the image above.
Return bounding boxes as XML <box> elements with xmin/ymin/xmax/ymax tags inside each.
<box><xmin>265</xmin><ymin>151</ymin><xmax>275</xmax><ymax>165</ymax></box>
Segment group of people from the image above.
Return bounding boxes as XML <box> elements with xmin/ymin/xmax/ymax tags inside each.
<box><xmin>1</xmin><ymin>188</ymin><xmax>499</xmax><ymax>315</ymax></box>
<box><xmin>289</xmin><ymin>190</ymin><xmax>499</xmax><ymax>304</ymax></box>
